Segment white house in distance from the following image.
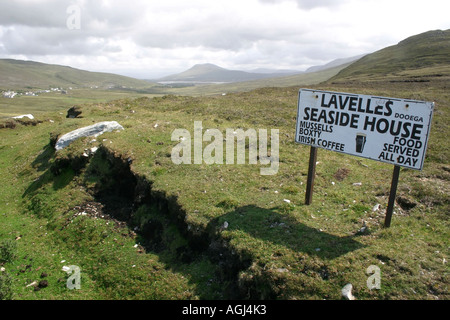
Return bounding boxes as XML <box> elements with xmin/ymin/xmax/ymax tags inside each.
<box><xmin>2</xmin><ymin>91</ymin><xmax>17</xmax><ymax>99</ymax></box>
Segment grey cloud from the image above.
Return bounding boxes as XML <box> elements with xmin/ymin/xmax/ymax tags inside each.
<box><xmin>133</xmin><ymin>12</ymin><xmax>305</xmax><ymax>52</ymax></box>
<box><xmin>0</xmin><ymin>0</ymin><xmax>148</xmax><ymax>56</ymax></box>
<box><xmin>0</xmin><ymin>0</ymin><xmax>71</xmax><ymax>28</ymax></box>
<box><xmin>80</xmin><ymin>1</ymin><xmax>148</xmax><ymax>31</ymax></box>
<box><xmin>0</xmin><ymin>0</ymin><xmax>146</xmax><ymax>35</ymax></box>
<box><xmin>134</xmin><ymin>26</ymin><xmax>257</xmax><ymax>51</ymax></box>
<box><xmin>259</xmin><ymin>0</ymin><xmax>347</xmax><ymax>10</ymax></box>
<box><xmin>1</xmin><ymin>25</ymin><xmax>117</xmax><ymax>56</ymax></box>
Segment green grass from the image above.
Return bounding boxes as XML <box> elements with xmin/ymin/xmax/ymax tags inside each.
<box><xmin>0</xmin><ymin>88</ymin><xmax>163</xmax><ymax>118</ymax></box>
<box><xmin>1</xmin><ymin>73</ymin><xmax>448</xmax><ymax>300</ymax></box>
<box><xmin>1</xmin><ymin>33</ymin><xmax>449</xmax><ymax>300</ymax></box>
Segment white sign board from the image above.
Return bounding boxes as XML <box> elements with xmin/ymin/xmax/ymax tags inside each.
<box><xmin>296</xmin><ymin>89</ymin><xmax>434</xmax><ymax>170</ymax></box>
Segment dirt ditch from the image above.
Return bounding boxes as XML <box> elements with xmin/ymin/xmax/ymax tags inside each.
<box><xmin>54</xmin><ymin>145</ymin><xmax>254</xmax><ymax>299</ymax></box>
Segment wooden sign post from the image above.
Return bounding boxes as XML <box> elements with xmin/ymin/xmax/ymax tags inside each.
<box><xmin>305</xmin><ymin>146</ymin><xmax>317</xmax><ymax>205</ymax></box>
<box><xmin>296</xmin><ymin>89</ymin><xmax>434</xmax><ymax>227</ymax></box>
<box><xmin>384</xmin><ymin>165</ymin><xmax>401</xmax><ymax>228</ymax></box>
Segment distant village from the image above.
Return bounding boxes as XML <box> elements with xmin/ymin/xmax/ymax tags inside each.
<box><xmin>1</xmin><ymin>87</ymin><xmax>70</xmax><ymax>99</ymax></box>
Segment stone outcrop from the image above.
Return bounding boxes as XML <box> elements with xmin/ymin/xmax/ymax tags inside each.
<box><xmin>66</xmin><ymin>106</ymin><xmax>83</xmax><ymax>118</ymax></box>
<box><xmin>55</xmin><ymin>121</ymin><xmax>124</xmax><ymax>151</ymax></box>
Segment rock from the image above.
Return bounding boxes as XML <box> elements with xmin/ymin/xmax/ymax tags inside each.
<box><xmin>356</xmin><ymin>221</ymin><xmax>369</xmax><ymax>235</ymax></box>
<box><xmin>90</xmin><ymin>147</ymin><xmax>99</xmax><ymax>154</ymax></box>
<box><xmin>66</xmin><ymin>106</ymin><xmax>82</xmax><ymax>118</ymax></box>
<box><xmin>341</xmin><ymin>283</ymin><xmax>356</xmax><ymax>300</ymax></box>
<box><xmin>62</xmin><ymin>266</ymin><xmax>71</xmax><ymax>272</ymax></box>
<box><xmin>55</xmin><ymin>121</ymin><xmax>124</xmax><ymax>151</ymax></box>
<box><xmin>12</xmin><ymin>114</ymin><xmax>34</xmax><ymax>120</ymax></box>
<box><xmin>372</xmin><ymin>204</ymin><xmax>381</xmax><ymax>212</ymax></box>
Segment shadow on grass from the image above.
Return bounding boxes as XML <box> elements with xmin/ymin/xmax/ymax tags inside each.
<box><xmin>30</xmin><ymin>143</ymin><xmax>54</xmax><ymax>172</ymax></box>
<box><xmin>209</xmin><ymin>205</ymin><xmax>365</xmax><ymax>260</ymax></box>
<box><xmin>22</xmin><ymin>144</ymin><xmax>78</xmax><ymax>198</ymax></box>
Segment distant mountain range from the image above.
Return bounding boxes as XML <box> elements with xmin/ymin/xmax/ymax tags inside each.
<box><xmin>155</xmin><ymin>63</ymin><xmax>300</xmax><ymax>84</ymax></box>
<box><xmin>155</xmin><ymin>56</ymin><xmax>364</xmax><ymax>84</ymax></box>
<box><xmin>304</xmin><ymin>54</ymin><xmax>366</xmax><ymax>73</ymax></box>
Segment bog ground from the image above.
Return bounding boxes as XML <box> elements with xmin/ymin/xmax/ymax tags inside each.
<box><xmin>1</xmin><ymin>30</ymin><xmax>449</xmax><ymax>300</ymax></box>
<box><xmin>0</xmin><ymin>77</ymin><xmax>448</xmax><ymax>300</ymax></box>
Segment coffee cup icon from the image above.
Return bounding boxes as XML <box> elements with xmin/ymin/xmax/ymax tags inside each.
<box><xmin>355</xmin><ymin>133</ymin><xmax>367</xmax><ymax>153</ymax></box>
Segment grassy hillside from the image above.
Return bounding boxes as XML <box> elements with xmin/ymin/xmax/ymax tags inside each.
<box><xmin>0</xmin><ymin>31</ymin><xmax>448</xmax><ymax>301</ymax></box>
<box><xmin>0</xmin><ymin>88</ymin><xmax>163</xmax><ymax>118</ymax></box>
<box><xmin>330</xmin><ymin>29</ymin><xmax>450</xmax><ymax>82</ymax></box>
<box><xmin>0</xmin><ymin>78</ymin><xmax>448</xmax><ymax>301</ymax></box>
<box><xmin>0</xmin><ymin>59</ymin><xmax>156</xmax><ymax>90</ymax></box>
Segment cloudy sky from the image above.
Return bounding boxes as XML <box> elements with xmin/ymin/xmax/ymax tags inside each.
<box><xmin>0</xmin><ymin>0</ymin><xmax>449</xmax><ymax>79</ymax></box>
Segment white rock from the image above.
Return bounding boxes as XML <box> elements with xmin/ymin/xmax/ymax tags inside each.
<box><xmin>283</xmin><ymin>199</ymin><xmax>291</xmax><ymax>204</ymax></box>
<box><xmin>357</xmin><ymin>222</ymin><xmax>368</xmax><ymax>234</ymax></box>
<box><xmin>372</xmin><ymin>204</ymin><xmax>381</xmax><ymax>212</ymax></box>
<box><xmin>90</xmin><ymin>147</ymin><xmax>99</xmax><ymax>154</ymax></box>
<box><xmin>341</xmin><ymin>283</ymin><xmax>356</xmax><ymax>300</ymax></box>
<box><xmin>13</xmin><ymin>114</ymin><xmax>34</xmax><ymax>120</ymax></box>
<box><xmin>62</xmin><ymin>266</ymin><xmax>71</xmax><ymax>272</ymax></box>
<box><xmin>55</xmin><ymin>121</ymin><xmax>124</xmax><ymax>151</ymax></box>
<box><xmin>353</xmin><ymin>182</ymin><xmax>362</xmax><ymax>186</ymax></box>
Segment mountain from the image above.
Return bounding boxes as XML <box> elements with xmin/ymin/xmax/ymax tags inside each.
<box><xmin>160</xmin><ymin>63</ymin><xmax>353</xmax><ymax>96</ymax></box>
<box><xmin>330</xmin><ymin>29</ymin><xmax>450</xmax><ymax>81</ymax></box>
<box><xmin>0</xmin><ymin>59</ymin><xmax>155</xmax><ymax>90</ymax></box>
<box><xmin>156</xmin><ymin>63</ymin><xmax>301</xmax><ymax>83</ymax></box>
<box><xmin>305</xmin><ymin>54</ymin><xmax>366</xmax><ymax>73</ymax></box>
<box><xmin>248</xmin><ymin>68</ymin><xmax>301</xmax><ymax>75</ymax></box>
